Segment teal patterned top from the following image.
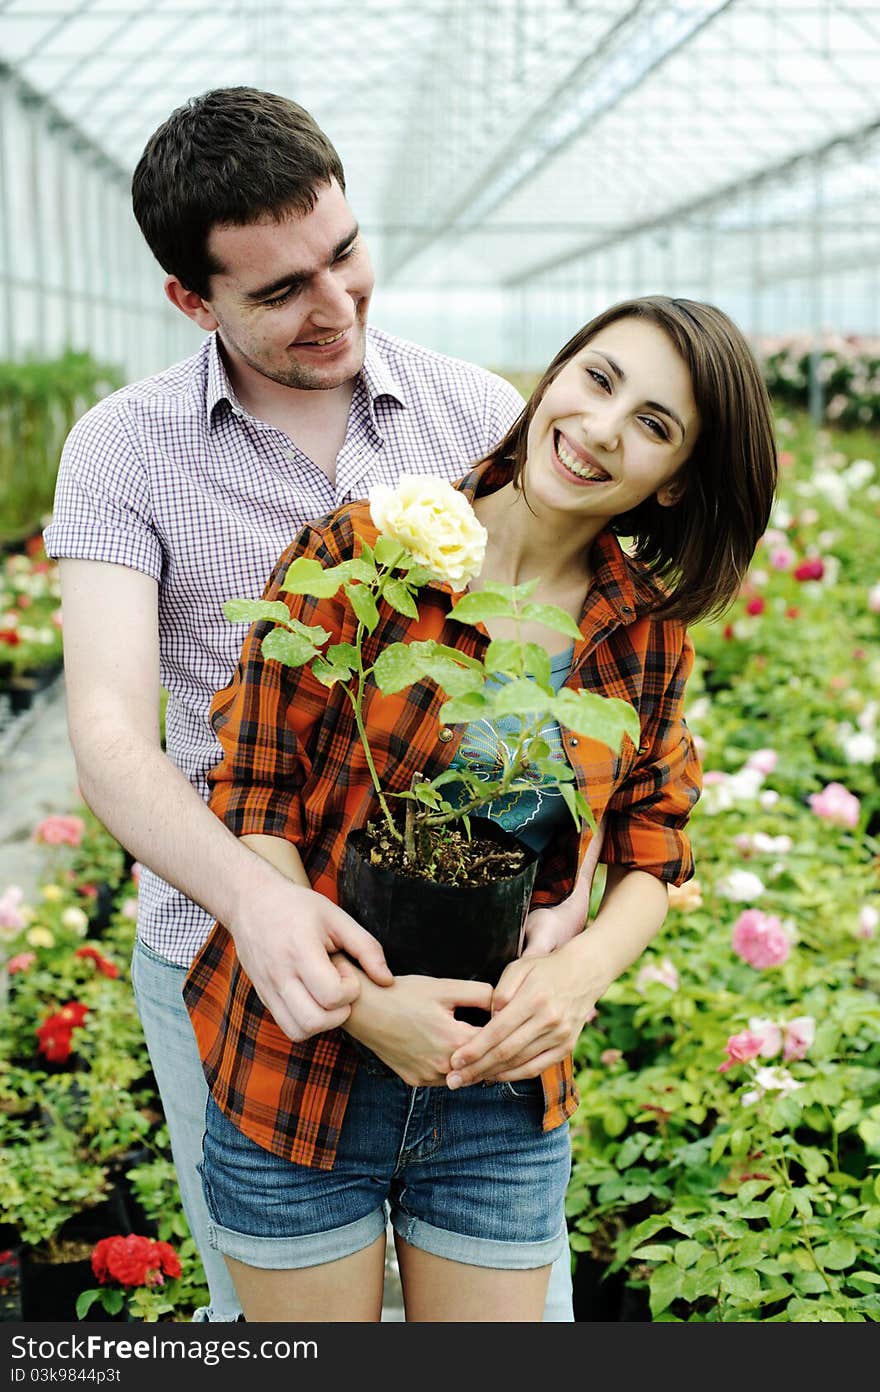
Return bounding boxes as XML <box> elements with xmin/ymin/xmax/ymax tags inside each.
<box><xmin>447</xmin><ymin>645</ymin><xmax>574</xmax><ymax>854</ymax></box>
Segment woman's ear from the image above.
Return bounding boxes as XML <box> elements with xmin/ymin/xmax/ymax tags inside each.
<box><xmin>656</xmin><ymin>476</ymin><xmax>687</xmax><ymax>508</ymax></box>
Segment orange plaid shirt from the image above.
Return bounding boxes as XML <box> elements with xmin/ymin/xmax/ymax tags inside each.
<box><xmin>184</xmin><ymin>458</ymin><xmax>702</xmax><ymax>1169</ymax></box>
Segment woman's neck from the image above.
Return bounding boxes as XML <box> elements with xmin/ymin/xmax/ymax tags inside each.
<box><xmin>472</xmin><ymin>482</ymin><xmax>598</xmax><ymax>594</ymax></box>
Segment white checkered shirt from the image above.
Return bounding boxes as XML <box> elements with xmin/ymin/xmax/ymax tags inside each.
<box><xmin>44</xmin><ymin>328</ymin><xmax>525</xmax><ymax>965</ymax></box>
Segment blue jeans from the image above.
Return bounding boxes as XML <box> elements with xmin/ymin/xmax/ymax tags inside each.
<box><xmin>131</xmin><ymin>939</ymin><xmax>575</xmax><ymax>1320</ymax></box>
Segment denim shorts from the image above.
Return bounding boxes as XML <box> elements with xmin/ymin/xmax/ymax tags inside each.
<box><xmin>200</xmin><ymin>1044</ymin><xmax>571</xmax><ymax>1271</ymax></box>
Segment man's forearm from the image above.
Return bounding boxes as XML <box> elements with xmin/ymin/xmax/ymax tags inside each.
<box><xmin>72</xmin><ymin>722</ymin><xmax>277</xmax><ymax>930</ymax></box>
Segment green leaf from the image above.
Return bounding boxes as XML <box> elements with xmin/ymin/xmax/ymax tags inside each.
<box><xmin>523</xmin><ymin>643</ymin><xmax>553</xmax><ymax>686</ymax></box>
<box><xmin>75</xmin><ymin>1289</ymin><xmax>105</xmax><ymax>1319</ymax></box>
<box><xmin>559</xmin><ymin>782</ymin><xmax>594</xmax><ymax>831</ymax></box>
<box><xmin>814</xmin><ymin>1239</ymin><xmax>857</xmax><ymax>1271</ymax></box>
<box><xmin>222</xmin><ymin>598</ymin><xmax>295</xmax><ymax>626</ymax></box>
<box><xmin>345</xmin><ymin>582</ymin><xmax>380</xmax><ymax>633</ymax></box>
<box><xmin>374</xmin><ymin>534</ymin><xmax>407</xmax><ymax>567</ymax></box>
<box><xmin>261</xmin><ymin>628</ymin><xmax>324</xmax><ymax>667</ymax></box>
<box><xmin>649</xmin><ymin>1263</ymin><xmax>683</xmax><ymax>1317</ymax></box>
<box><xmin>520</xmin><ymin>602</ymin><xmax>583</xmax><ymax>639</ymax></box>
<box><xmin>383</xmin><ymin>579</ymin><xmax>420</xmax><ymax>619</ymax></box>
<box><xmin>490</xmin><ymin>680</ymin><xmax>555</xmax><ymax>718</ymax></box>
<box><xmin>327</xmin><ymin>642</ymin><xmax>359</xmax><ymax>672</ymax></box>
<box><xmin>439</xmin><ymin>692</ymin><xmax>490</xmax><ymax>723</ymax></box>
<box><xmin>484</xmin><ymin>638</ymin><xmax>524</xmax><ymax>677</ymax></box>
<box><xmin>282</xmin><ymin>556</ymin><xmax>348</xmax><ymax>597</ymax></box>
<box><xmin>448</xmin><ymin>591</ymin><xmax>517</xmax><ymax>624</ymax></box>
<box><xmin>554</xmin><ymin>688</ymin><xmax>641</xmax><ymax>748</ymax></box>
<box><xmin>721</xmin><ymin>1268</ymin><xmax>761</xmax><ymax>1300</ymax></box>
<box><xmin>858</xmin><ymin>1119</ymin><xmax>880</xmax><ymax>1153</ymax></box>
<box><xmin>346</xmin><ymin>558</ymin><xmax>376</xmax><ymax>584</ymax></box>
<box><xmin>673</xmin><ymin>1240</ymin><xmax>705</xmax><ymax>1269</ymax></box>
<box><xmin>767</xmin><ymin>1190</ymin><xmax>795</xmax><ymax>1229</ymax></box>
<box><xmin>631</xmin><ymin>1244</ymin><xmax>674</xmax><ymax>1262</ymax></box>
<box><xmin>311</xmin><ymin>658</ymin><xmax>352</xmax><ymax>688</ymax></box>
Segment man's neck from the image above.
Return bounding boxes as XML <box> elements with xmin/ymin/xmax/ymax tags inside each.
<box><xmin>223</xmin><ymin>354</ymin><xmax>356</xmax><ymax>481</ymax></box>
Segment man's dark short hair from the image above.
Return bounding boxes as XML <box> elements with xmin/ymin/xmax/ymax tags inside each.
<box><xmin>132</xmin><ymin>86</ymin><xmax>346</xmax><ymax>297</ymax></box>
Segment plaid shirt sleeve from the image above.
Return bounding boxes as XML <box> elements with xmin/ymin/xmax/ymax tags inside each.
<box><xmin>206</xmin><ymin>517</ymin><xmax>351</xmax><ymax>844</ymax></box>
<box><xmin>602</xmin><ymin>631</ymin><xmax>702</xmax><ymax>883</ymax></box>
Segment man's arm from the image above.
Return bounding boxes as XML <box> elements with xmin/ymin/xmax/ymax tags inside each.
<box><xmin>59</xmin><ymin>558</ymin><xmax>391</xmax><ymax>1041</ymax></box>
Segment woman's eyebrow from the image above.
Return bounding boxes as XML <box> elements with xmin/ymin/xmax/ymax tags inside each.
<box><xmin>591</xmin><ymin>350</ymin><xmax>687</xmax><ymax>440</ymax></box>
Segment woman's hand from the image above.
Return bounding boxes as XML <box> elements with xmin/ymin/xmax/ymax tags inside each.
<box><xmin>520</xmin><ymin>903</ymin><xmax>584</xmax><ymax>957</ymax></box>
<box><xmin>337</xmin><ymin>956</ymin><xmax>494</xmax><ymax>1087</ymax></box>
<box><xmin>444</xmin><ymin>938</ymin><xmax>608</xmax><ymax>1088</ymax></box>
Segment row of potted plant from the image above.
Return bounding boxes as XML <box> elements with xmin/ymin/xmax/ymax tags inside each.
<box><xmin>759</xmin><ymin>335</ymin><xmax>880</xmax><ymax>431</ymax></box>
<box><xmin>0</xmin><ymin>536</ymin><xmax>63</xmax><ymax>712</ymax></box>
<box><xmin>566</xmin><ymin>411</ymin><xmax>880</xmax><ymax>1320</ymax></box>
<box><xmin>0</xmin><ymin>809</ymin><xmax>209</xmax><ymax>1321</ymax></box>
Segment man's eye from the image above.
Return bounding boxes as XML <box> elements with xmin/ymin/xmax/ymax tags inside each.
<box><xmin>263</xmin><ymin>289</ymin><xmax>293</xmax><ymax>308</ymax></box>
<box><xmin>335</xmin><ymin>241</ymin><xmax>358</xmax><ymax>263</ymax></box>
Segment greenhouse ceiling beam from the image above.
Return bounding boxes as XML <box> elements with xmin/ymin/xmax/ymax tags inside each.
<box><xmin>0</xmin><ymin>59</ymin><xmax>128</xmax><ymax>182</ymax></box>
<box><xmin>64</xmin><ymin>8</ymin><xmax>244</xmax><ymax>127</ymax></box>
<box><xmin>382</xmin><ymin>0</ymin><xmax>735</xmax><ymax>283</ymax></box>
<box><xmin>14</xmin><ymin>0</ymin><xmax>99</xmax><ymax>67</ymax></box>
<box><xmin>506</xmin><ymin>115</ymin><xmax>880</xmax><ymax>287</ymax></box>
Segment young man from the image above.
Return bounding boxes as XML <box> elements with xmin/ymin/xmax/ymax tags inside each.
<box><xmin>45</xmin><ymin>87</ymin><xmax>575</xmax><ymax>1322</ymax></box>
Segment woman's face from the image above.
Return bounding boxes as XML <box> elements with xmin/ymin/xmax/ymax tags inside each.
<box><xmin>524</xmin><ymin>316</ymin><xmax>700</xmax><ymax>528</ymax></box>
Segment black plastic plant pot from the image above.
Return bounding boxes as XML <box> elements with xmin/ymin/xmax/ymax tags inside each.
<box><xmin>340</xmin><ymin>817</ymin><xmax>539</xmax><ymax>992</ymax></box>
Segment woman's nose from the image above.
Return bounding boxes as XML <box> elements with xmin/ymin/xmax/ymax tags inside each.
<box><xmin>582</xmin><ymin>405</ymin><xmax>621</xmax><ymax>452</ymax></box>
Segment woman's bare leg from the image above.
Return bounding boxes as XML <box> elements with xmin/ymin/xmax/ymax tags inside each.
<box><xmin>395</xmin><ymin>1235</ymin><xmax>550</xmax><ymax>1322</ymax></box>
<box><xmin>224</xmin><ymin>1232</ymin><xmax>386</xmax><ymax>1322</ymax></box>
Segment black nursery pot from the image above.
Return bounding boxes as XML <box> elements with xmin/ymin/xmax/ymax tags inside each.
<box><xmin>340</xmin><ymin>817</ymin><xmax>539</xmax><ymax>990</ymax></box>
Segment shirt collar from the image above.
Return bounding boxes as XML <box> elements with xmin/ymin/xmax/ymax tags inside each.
<box><xmin>204</xmin><ymin>328</ymin><xmax>408</xmax><ymax>432</ymax></box>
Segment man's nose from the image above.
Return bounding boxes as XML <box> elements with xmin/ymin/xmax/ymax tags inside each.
<box><xmin>308</xmin><ymin>271</ymin><xmax>355</xmax><ymax>327</ymax></box>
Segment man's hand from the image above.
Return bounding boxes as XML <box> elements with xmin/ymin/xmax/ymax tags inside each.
<box><xmin>338</xmin><ymin>957</ymin><xmax>494</xmax><ymax>1086</ymax></box>
<box><xmin>229</xmin><ymin>877</ymin><xmax>393</xmax><ymax>1043</ymax></box>
<box><xmin>445</xmin><ymin>939</ymin><xmax>606</xmax><ymax>1088</ymax></box>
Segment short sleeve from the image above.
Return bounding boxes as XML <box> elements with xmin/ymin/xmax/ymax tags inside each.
<box><xmin>43</xmin><ymin>398</ymin><xmax>163</xmax><ymax>580</ymax></box>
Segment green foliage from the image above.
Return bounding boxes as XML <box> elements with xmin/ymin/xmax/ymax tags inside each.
<box><xmin>565</xmin><ymin>411</ymin><xmax>880</xmax><ymax>1320</ymax></box>
<box><xmin>0</xmin><ymin>352</ymin><xmax>122</xmax><ymax>543</ymax></box>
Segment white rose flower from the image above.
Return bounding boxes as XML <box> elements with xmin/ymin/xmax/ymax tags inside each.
<box><xmin>716</xmin><ymin>869</ymin><xmax>766</xmax><ymax>902</ymax></box>
<box><xmin>369</xmin><ymin>476</ymin><xmax>488</xmax><ymax>587</ymax></box>
<box><xmin>61</xmin><ymin>906</ymin><xmax>89</xmax><ymax>936</ymax></box>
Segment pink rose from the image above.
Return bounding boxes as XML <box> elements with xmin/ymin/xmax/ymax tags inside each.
<box><xmin>794</xmin><ymin>557</ymin><xmax>825</xmax><ymax>582</ymax></box>
<box><xmin>6</xmin><ymin>951</ymin><xmax>36</xmax><ymax>974</ymax></box>
<box><xmin>0</xmin><ymin>885</ymin><xmax>26</xmax><ymax>931</ymax></box>
<box><xmin>34</xmin><ymin>815</ymin><xmax>86</xmax><ymax>847</ymax></box>
<box><xmin>747</xmin><ymin>1016</ymin><xmax>783</xmax><ymax>1057</ymax></box>
<box><xmin>745</xmin><ymin>749</ymin><xmax>778</xmax><ymax>776</ymax></box>
<box><xmin>636</xmin><ymin>958</ymin><xmax>679</xmax><ymax>992</ymax></box>
<box><xmin>782</xmin><ymin>1016</ymin><xmax>815</xmax><ymax>1062</ymax></box>
<box><xmin>769</xmin><ymin>546</ymin><xmax>796</xmax><ymax>571</ymax></box>
<box><xmin>859</xmin><ymin>905</ymin><xmax>879</xmax><ymax>939</ymax></box>
<box><xmin>807</xmin><ymin>782</ymin><xmax>860</xmax><ymax>829</ymax></box>
<box><xmin>731</xmin><ymin>909</ymin><xmax>791</xmax><ymax>968</ymax></box>
<box><xmin>718</xmin><ymin>1029</ymin><xmax>764</xmax><ymax>1073</ymax></box>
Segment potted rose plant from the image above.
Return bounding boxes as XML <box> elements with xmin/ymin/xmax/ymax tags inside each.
<box><xmin>224</xmin><ymin>477</ymin><xmax>639</xmax><ymax>985</ymax></box>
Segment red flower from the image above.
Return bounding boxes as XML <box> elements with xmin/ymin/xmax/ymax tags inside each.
<box><xmin>35</xmin><ymin>1002</ymin><xmax>89</xmax><ymax>1061</ymax></box>
<box><xmin>0</xmin><ymin>629</ymin><xmax>20</xmax><ymax>646</ymax></box>
<box><xmin>723</xmin><ymin>623</ymin><xmax>735</xmax><ymax>640</ymax></box>
<box><xmin>75</xmin><ymin>945</ymin><xmax>120</xmax><ymax>979</ymax></box>
<box><xmin>77</xmin><ymin>883</ymin><xmax>98</xmax><ymax>899</ymax></box>
<box><xmin>793</xmin><ymin>557</ymin><xmax>824</xmax><ymax>582</ymax></box>
<box><xmin>16</xmin><ymin>594</ymin><xmax>32</xmax><ymax>609</ymax></box>
<box><xmin>745</xmin><ymin>597</ymin><xmax>765</xmax><ymax>616</ymax></box>
<box><xmin>24</xmin><ymin>535</ymin><xmax>45</xmax><ymax>559</ymax></box>
<box><xmin>785</xmin><ymin>605</ymin><xmax>800</xmax><ymax>619</ymax></box>
<box><xmin>91</xmin><ymin>1235</ymin><xmax>180</xmax><ymax>1289</ymax></box>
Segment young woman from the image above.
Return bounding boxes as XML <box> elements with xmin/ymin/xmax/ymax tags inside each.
<box><xmin>184</xmin><ymin>296</ymin><xmax>777</xmax><ymax>1322</ymax></box>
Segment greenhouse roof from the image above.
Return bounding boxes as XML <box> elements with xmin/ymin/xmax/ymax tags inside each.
<box><xmin>2</xmin><ymin>0</ymin><xmax>879</xmax><ymax>289</ymax></box>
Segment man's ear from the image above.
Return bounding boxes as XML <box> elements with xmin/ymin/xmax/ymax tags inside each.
<box><xmin>164</xmin><ymin>276</ymin><xmax>219</xmax><ymax>332</ymax></box>
<box><xmin>656</xmin><ymin>476</ymin><xmax>687</xmax><ymax>508</ymax></box>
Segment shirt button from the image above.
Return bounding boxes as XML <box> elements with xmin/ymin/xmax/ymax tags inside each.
<box><xmin>621</xmin><ymin>604</ymin><xmax>633</xmax><ymax>615</ymax></box>
<box><xmin>438</xmin><ymin>727</ymin><xmax>454</xmax><ymax>743</ymax></box>
<box><xmin>569</xmin><ymin>736</ymin><xmax>579</xmax><ymax>747</ymax></box>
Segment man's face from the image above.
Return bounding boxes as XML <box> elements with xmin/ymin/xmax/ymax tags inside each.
<box><xmin>199</xmin><ymin>180</ymin><xmax>374</xmax><ymax>392</ymax></box>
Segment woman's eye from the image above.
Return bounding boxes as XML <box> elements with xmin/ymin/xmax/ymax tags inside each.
<box><xmin>586</xmin><ymin>367</ymin><xmax>611</xmax><ymax>391</ymax></box>
<box><xmin>640</xmin><ymin>416</ymin><xmax>668</xmax><ymax>440</ymax></box>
